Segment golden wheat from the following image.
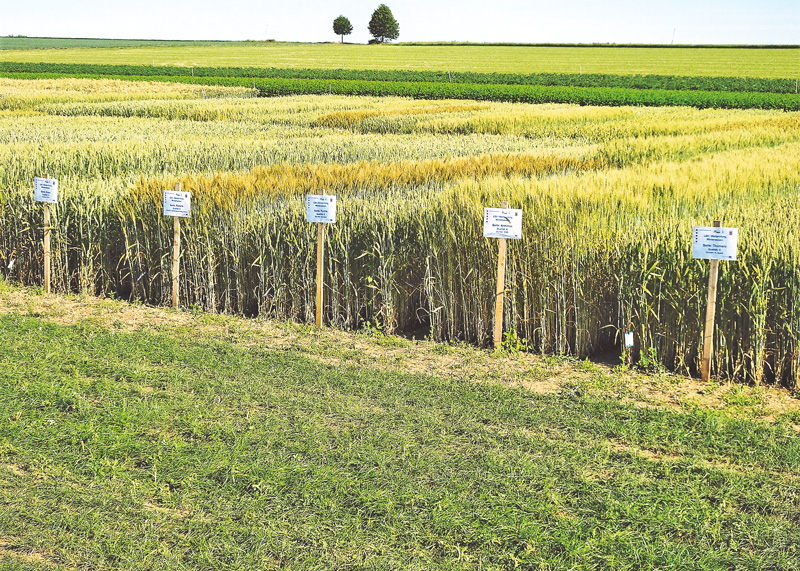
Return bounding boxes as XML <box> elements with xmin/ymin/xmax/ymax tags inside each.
<box><xmin>2</xmin><ymin>78</ymin><xmax>800</xmax><ymax>384</ymax></box>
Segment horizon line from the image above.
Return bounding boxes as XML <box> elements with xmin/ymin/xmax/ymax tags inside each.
<box><xmin>2</xmin><ymin>36</ymin><xmax>799</xmax><ymax>49</ymax></box>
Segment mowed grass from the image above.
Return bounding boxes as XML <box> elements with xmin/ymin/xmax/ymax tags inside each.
<box><xmin>1</xmin><ymin>289</ymin><xmax>799</xmax><ymax>570</ymax></box>
<box><xmin>1</xmin><ymin>42</ymin><xmax>798</xmax><ymax>78</ymax></box>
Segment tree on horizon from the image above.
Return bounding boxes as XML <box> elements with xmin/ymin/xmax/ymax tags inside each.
<box><xmin>368</xmin><ymin>4</ymin><xmax>399</xmax><ymax>43</ymax></box>
<box><xmin>333</xmin><ymin>15</ymin><xmax>353</xmax><ymax>44</ymax></box>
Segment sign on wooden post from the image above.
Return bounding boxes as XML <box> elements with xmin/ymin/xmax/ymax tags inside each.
<box><xmin>484</xmin><ymin>202</ymin><xmax>523</xmax><ymax>349</ymax></box>
<box><xmin>693</xmin><ymin>221</ymin><xmax>739</xmax><ymax>381</ymax></box>
<box><xmin>34</xmin><ymin>175</ymin><xmax>58</xmax><ymax>294</ymax></box>
<box><xmin>622</xmin><ymin>330</ymin><xmax>634</xmax><ymax>366</ymax></box>
<box><xmin>624</xmin><ymin>332</ymin><xmax>634</xmax><ymax>348</ymax></box>
<box><xmin>163</xmin><ymin>183</ymin><xmax>190</xmax><ymax>308</ymax></box>
<box><xmin>307</xmin><ymin>192</ymin><xmax>336</xmax><ymax>327</ymax></box>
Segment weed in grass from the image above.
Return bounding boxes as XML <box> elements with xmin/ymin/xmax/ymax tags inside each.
<box><xmin>780</xmin><ymin>409</ymin><xmax>800</xmax><ymax>425</ymax></box>
<box><xmin>500</xmin><ymin>330</ymin><xmax>530</xmax><ymax>356</ymax></box>
<box><xmin>559</xmin><ymin>379</ymin><xmax>588</xmax><ymax>399</ymax></box>
<box><xmin>720</xmin><ymin>385</ymin><xmax>770</xmax><ymax>418</ymax></box>
<box><xmin>636</xmin><ymin>346</ymin><xmax>667</xmax><ymax>374</ymax></box>
<box><xmin>697</xmin><ymin>380</ymin><xmax>721</xmax><ymax>395</ymax></box>
<box><xmin>723</xmin><ymin>385</ymin><xmax>768</xmax><ymax>407</ymax></box>
<box><xmin>374</xmin><ymin>334</ymin><xmax>409</xmax><ymax>348</ymax></box>
<box><xmin>543</xmin><ymin>354</ymin><xmax>576</xmax><ymax>367</ymax></box>
<box><xmin>357</xmin><ymin>319</ymin><xmax>385</xmax><ymax>338</ymax></box>
<box><xmin>576</xmin><ymin>357</ymin><xmax>599</xmax><ymax>372</ymax></box>
<box><xmin>431</xmin><ymin>343</ymin><xmax>454</xmax><ymax>356</ymax></box>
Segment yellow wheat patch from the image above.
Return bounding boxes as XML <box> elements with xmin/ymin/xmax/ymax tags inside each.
<box><xmin>129</xmin><ymin>152</ymin><xmax>602</xmax><ymax>214</ymax></box>
<box><xmin>316</xmin><ymin>103</ymin><xmax>489</xmax><ymax>129</ymax></box>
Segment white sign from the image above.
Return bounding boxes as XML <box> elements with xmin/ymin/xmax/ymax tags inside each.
<box><xmin>306</xmin><ymin>194</ymin><xmax>337</xmax><ymax>224</ymax></box>
<box><xmin>34</xmin><ymin>177</ymin><xmax>58</xmax><ymax>203</ymax></box>
<box><xmin>163</xmin><ymin>190</ymin><xmax>191</xmax><ymax>218</ymax></box>
<box><xmin>483</xmin><ymin>207</ymin><xmax>523</xmax><ymax>240</ymax></box>
<box><xmin>692</xmin><ymin>226</ymin><xmax>738</xmax><ymax>261</ymax></box>
<box><xmin>624</xmin><ymin>332</ymin><xmax>634</xmax><ymax>348</ymax></box>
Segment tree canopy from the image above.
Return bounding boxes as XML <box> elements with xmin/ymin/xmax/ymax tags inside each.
<box><xmin>368</xmin><ymin>4</ymin><xmax>399</xmax><ymax>43</ymax></box>
<box><xmin>332</xmin><ymin>16</ymin><xmax>353</xmax><ymax>43</ymax></box>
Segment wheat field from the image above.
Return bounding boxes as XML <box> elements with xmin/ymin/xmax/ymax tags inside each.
<box><xmin>2</xmin><ymin>77</ymin><xmax>800</xmax><ymax>384</ymax></box>
<box><xmin>1</xmin><ymin>43</ymin><xmax>798</xmax><ymax>77</ymax></box>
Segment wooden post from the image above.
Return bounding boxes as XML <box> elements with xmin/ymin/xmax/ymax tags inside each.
<box><xmin>172</xmin><ymin>182</ymin><xmax>181</xmax><ymax>309</ymax></box>
<box><xmin>315</xmin><ymin>190</ymin><xmax>326</xmax><ymax>327</ymax></box>
<box><xmin>43</xmin><ymin>203</ymin><xmax>51</xmax><ymax>294</ymax></box>
<box><xmin>701</xmin><ymin>220</ymin><xmax>722</xmax><ymax>381</ymax></box>
<box><xmin>493</xmin><ymin>200</ymin><xmax>509</xmax><ymax>349</ymax></box>
<box><xmin>43</xmin><ymin>173</ymin><xmax>51</xmax><ymax>294</ymax></box>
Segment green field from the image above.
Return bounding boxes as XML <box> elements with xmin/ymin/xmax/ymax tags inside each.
<box><xmin>0</xmin><ymin>37</ymin><xmax>233</xmax><ymax>50</ymax></box>
<box><xmin>1</xmin><ymin>41</ymin><xmax>798</xmax><ymax>78</ymax></box>
<box><xmin>1</xmin><ymin>286</ymin><xmax>799</xmax><ymax>570</ymax></box>
<box><xmin>2</xmin><ymin>40</ymin><xmax>800</xmax><ymax>570</ymax></box>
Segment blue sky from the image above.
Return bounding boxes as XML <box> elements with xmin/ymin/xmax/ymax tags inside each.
<box><xmin>3</xmin><ymin>0</ymin><xmax>799</xmax><ymax>44</ymax></box>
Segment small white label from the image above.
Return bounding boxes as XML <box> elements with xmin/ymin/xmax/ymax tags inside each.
<box><xmin>306</xmin><ymin>194</ymin><xmax>337</xmax><ymax>224</ymax></box>
<box><xmin>483</xmin><ymin>207</ymin><xmax>523</xmax><ymax>240</ymax></box>
<box><xmin>624</xmin><ymin>332</ymin><xmax>634</xmax><ymax>348</ymax></box>
<box><xmin>163</xmin><ymin>190</ymin><xmax>191</xmax><ymax>218</ymax></box>
<box><xmin>34</xmin><ymin>177</ymin><xmax>58</xmax><ymax>203</ymax></box>
<box><xmin>692</xmin><ymin>226</ymin><xmax>738</xmax><ymax>261</ymax></box>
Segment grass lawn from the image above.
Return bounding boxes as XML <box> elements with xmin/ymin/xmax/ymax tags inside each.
<box><xmin>0</xmin><ymin>285</ymin><xmax>799</xmax><ymax>569</ymax></box>
<box><xmin>0</xmin><ymin>42</ymin><xmax>798</xmax><ymax>78</ymax></box>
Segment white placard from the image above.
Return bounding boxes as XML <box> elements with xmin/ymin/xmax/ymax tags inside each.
<box><xmin>692</xmin><ymin>226</ymin><xmax>738</xmax><ymax>261</ymax></box>
<box><xmin>163</xmin><ymin>190</ymin><xmax>191</xmax><ymax>218</ymax></box>
<box><xmin>34</xmin><ymin>177</ymin><xmax>58</xmax><ymax>203</ymax></box>
<box><xmin>483</xmin><ymin>207</ymin><xmax>523</xmax><ymax>240</ymax></box>
<box><xmin>306</xmin><ymin>194</ymin><xmax>337</xmax><ymax>224</ymax></box>
<box><xmin>624</xmin><ymin>331</ymin><xmax>634</xmax><ymax>348</ymax></box>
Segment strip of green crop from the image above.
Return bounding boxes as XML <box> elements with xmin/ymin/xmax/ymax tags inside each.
<box><xmin>2</xmin><ymin>61</ymin><xmax>798</xmax><ymax>93</ymax></box>
<box><xmin>4</xmin><ymin>71</ymin><xmax>797</xmax><ymax>111</ymax></box>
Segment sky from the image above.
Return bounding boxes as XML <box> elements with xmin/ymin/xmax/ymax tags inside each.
<box><xmin>3</xmin><ymin>0</ymin><xmax>799</xmax><ymax>45</ymax></box>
